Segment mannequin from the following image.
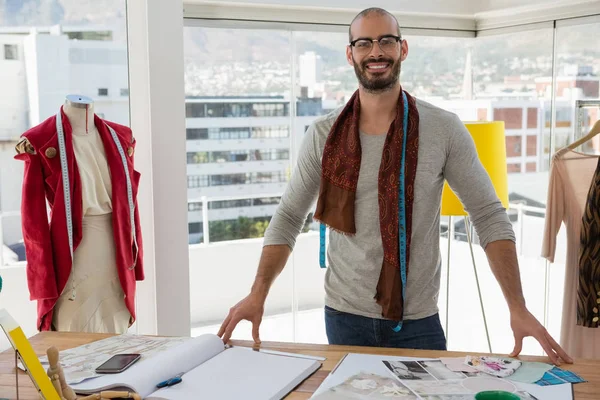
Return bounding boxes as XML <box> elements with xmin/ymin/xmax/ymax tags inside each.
<box><xmin>15</xmin><ymin>94</ymin><xmax>144</xmax><ymax>332</ymax></box>
<box><xmin>52</xmin><ymin>96</ymin><xmax>131</xmax><ymax>333</ymax></box>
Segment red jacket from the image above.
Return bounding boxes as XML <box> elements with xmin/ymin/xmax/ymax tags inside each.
<box><xmin>15</xmin><ymin>107</ymin><xmax>144</xmax><ymax>331</ymax></box>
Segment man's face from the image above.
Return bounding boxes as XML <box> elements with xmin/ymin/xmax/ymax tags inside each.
<box><xmin>346</xmin><ymin>14</ymin><xmax>408</xmax><ymax>93</ymax></box>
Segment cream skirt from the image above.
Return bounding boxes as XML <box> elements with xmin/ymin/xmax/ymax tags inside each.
<box><xmin>52</xmin><ymin>213</ymin><xmax>131</xmax><ymax>333</ymax></box>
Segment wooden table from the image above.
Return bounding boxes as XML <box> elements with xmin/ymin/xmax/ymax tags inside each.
<box><xmin>1</xmin><ymin>332</ymin><xmax>598</xmax><ymax>399</ymax></box>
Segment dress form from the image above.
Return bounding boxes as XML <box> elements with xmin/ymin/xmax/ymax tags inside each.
<box><xmin>52</xmin><ymin>95</ymin><xmax>130</xmax><ymax>333</ymax></box>
<box><xmin>63</xmin><ymin>96</ymin><xmax>97</xmax><ymax>136</ymax></box>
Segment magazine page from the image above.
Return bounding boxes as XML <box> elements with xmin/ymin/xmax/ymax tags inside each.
<box><xmin>70</xmin><ymin>334</ymin><xmax>225</xmax><ymax>398</ymax></box>
<box><xmin>311</xmin><ymin>353</ymin><xmax>572</xmax><ymax>400</ymax></box>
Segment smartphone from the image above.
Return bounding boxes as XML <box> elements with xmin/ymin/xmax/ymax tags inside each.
<box><xmin>95</xmin><ymin>354</ymin><xmax>141</xmax><ymax>374</ymax></box>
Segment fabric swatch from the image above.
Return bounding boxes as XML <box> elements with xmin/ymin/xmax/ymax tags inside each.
<box><xmin>507</xmin><ymin>361</ymin><xmax>553</xmax><ymax>383</ymax></box>
<box><xmin>464</xmin><ymin>356</ymin><xmax>521</xmax><ymax>378</ymax></box>
<box><xmin>535</xmin><ymin>367</ymin><xmax>586</xmax><ymax>386</ymax></box>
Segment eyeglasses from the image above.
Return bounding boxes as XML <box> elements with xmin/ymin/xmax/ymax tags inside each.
<box><xmin>350</xmin><ymin>35</ymin><xmax>402</xmax><ymax>54</ymax></box>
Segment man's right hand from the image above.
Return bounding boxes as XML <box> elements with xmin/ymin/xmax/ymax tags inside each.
<box><xmin>217</xmin><ymin>293</ymin><xmax>265</xmax><ymax>344</ymax></box>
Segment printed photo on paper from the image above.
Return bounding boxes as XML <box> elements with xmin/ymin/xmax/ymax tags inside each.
<box><xmin>383</xmin><ymin>361</ymin><xmax>436</xmax><ymax>381</ymax></box>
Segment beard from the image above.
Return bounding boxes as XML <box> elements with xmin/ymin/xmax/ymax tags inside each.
<box><xmin>352</xmin><ymin>55</ymin><xmax>401</xmax><ymax>93</ymax></box>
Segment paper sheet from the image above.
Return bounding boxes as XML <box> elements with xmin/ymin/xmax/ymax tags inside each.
<box><xmin>507</xmin><ymin>362</ymin><xmax>554</xmax><ymax>384</ymax></box>
<box><xmin>311</xmin><ymin>353</ymin><xmax>573</xmax><ymax>400</ymax></box>
<box><xmin>146</xmin><ymin>347</ymin><xmax>321</xmax><ymax>400</ymax></box>
<box><xmin>70</xmin><ymin>334</ymin><xmax>225</xmax><ymax>398</ymax></box>
<box><xmin>31</xmin><ymin>334</ymin><xmax>192</xmax><ymax>384</ymax></box>
<box><xmin>440</xmin><ymin>357</ymin><xmax>478</xmax><ymax>373</ymax></box>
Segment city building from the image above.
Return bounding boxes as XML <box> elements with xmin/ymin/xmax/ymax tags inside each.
<box><xmin>0</xmin><ymin>25</ymin><xmax>129</xmax><ymax>262</ymax></box>
<box><xmin>0</xmin><ymin>24</ymin><xmax>598</xmax><ymax>252</ymax></box>
<box><xmin>184</xmin><ymin>96</ymin><xmax>324</xmax><ymax>243</ymax></box>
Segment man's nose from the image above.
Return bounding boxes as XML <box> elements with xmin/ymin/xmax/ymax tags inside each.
<box><xmin>367</xmin><ymin>40</ymin><xmax>385</xmax><ymax>58</ymax></box>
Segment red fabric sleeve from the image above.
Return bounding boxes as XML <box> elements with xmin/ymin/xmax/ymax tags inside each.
<box><xmin>16</xmin><ymin>151</ymin><xmax>58</xmax><ymax>300</ymax></box>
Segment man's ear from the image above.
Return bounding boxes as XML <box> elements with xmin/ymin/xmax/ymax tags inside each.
<box><xmin>400</xmin><ymin>39</ymin><xmax>409</xmax><ymax>62</ymax></box>
<box><xmin>346</xmin><ymin>45</ymin><xmax>354</xmax><ymax>66</ymax></box>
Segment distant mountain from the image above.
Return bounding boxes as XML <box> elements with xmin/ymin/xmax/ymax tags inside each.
<box><xmin>0</xmin><ymin>0</ymin><xmax>64</xmax><ymax>26</ymax></box>
<box><xmin>2</xmin><ymin>1</ymin><xmax>597</xmax><ymax>98</ymax></box>
<box><xmin>0</xmin><ymin>0</ymin><xmax>127</xmax><ymax>40</ymax></box>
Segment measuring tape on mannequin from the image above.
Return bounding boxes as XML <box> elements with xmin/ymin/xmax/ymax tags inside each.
<box><xmin>56</xmin><ymin>112</ymin><xmax>137</xmax><ymax>301</ymax></box>
<box><xmin>319</xmin><ymin>91</ymin><xmax>409</xmax><ymax>330</ymax></box>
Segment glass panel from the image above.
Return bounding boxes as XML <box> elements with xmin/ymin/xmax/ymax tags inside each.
<box><xmin>462</xmin><ymin>28</ymin><xmax>554</xmax><ymax>354</ymax></box>
<box><xmin>183</xmin><ymin>26</ymin><xmax>295</xmax><ymax>342</ymax></box>
<box><xmin>547</xmin><ymin>21</ymin><xmax>600</xmax><ymax>344</ymax></box>
<box><xmin>183</xmin><ymin>20</ymin><xmax>595</xmax><ymax>352</ymax></box>
<box><xmin>0</xmin><ymin>1</ymin><xmax>130</xmax><ymax>347</ymax></box>
<box><xmin>292</xmin><ymin>31</ymin><xmax>474</xmax><ymax>344</ymax></box>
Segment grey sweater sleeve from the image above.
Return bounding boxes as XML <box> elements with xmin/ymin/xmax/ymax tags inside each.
<box><xmin>262</xmin><ymin>123</ymin><xmax>323</xmax><ymax>249</ymax></box>
<box><xmin>444</xmin><ymin>115</ymin><xmax>516</xmax><ymax>248</ymax></box>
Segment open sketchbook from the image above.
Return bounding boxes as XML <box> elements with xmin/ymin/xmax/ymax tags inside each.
<box><xmin>311</xmin><ymin>353</ymin><xmax>573</xmax><ymax>400</ymax></box>
<box><xmin>70</xmin><ymin>334</ymin><xmax>321</xmax><ymax>400</ymax></box>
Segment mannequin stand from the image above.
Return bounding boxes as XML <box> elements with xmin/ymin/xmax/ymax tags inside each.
<box><xmin>15</xmin><ymin>350</ymin><xmax>20</xmax><ymax>400</ymax></box>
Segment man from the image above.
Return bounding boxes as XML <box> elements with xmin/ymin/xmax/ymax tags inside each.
<box><xmin>218</xmin><ymin>7</ymin><xmax>572</xmax><ymax>366</ymax></box>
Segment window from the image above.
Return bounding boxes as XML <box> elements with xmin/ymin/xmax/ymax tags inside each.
<box><xmin>4</xmin><ymin>44</ymin><xmax>17</xmax><ymax>60</ymax></box>
<box><xmin>188</xmin><ymin>202</ymin><xmax>203</xmax><ymax>211</ymax></box>
<box><xmin>183</xmin><ymin>25</ymin><xmax>294</xmax><ymax>277</ymax></box>
<box><xmin>188</xmin><ymin>222</ymin><xmax>203</xmax><ymax>234</ymax></box>
<box><xmin>187</xmin><ymin>152</ymin><xmax>209</xmax><ymax>164</ymax></box>
<box><xmin>253</xmin><ymin>197</ymin><xmax>281</xmax><ymax>206</ymax></box>
<box><xmin>472</xmin><ymin>27</ymin><xmax>555</xmax><ymax>355</ymax></box>
<box><xmin>98</xmin><ymin>88</ymin><xmax>109</xmax><ymax>96</ymax></box>
<box><xmin>0</xmin><ymin>4</ymin><xmax>130</xmax><ymax>261</ymax></box>
<box><xmin>210</xmin><ymin>173</ymin><xmax>247</xmax><ymax>186</ymax></box>
<box><xmin>209</xmin><ymin>199</ymin><xmax>252</xmax><ymax>209</ymax></box>
<box><xmin>211</xmin><ymin>151</ymin><xmax>233</xmax><ymax>163</ymax></box>
<box><xmin>186</xmin><ymin>103</ymin><xmax>205</xmax><ymax>118</ymax></box>
<box><xmin>187</xmin><ymin>175</ymin><xmax>209</xmax><ymax>188</ymax></box>
<box><xmin>252</xmin><ymin>126</ymin><xmax>289</xmax><ymax>139</ymax></box>
<box><xmin>186</xmin><ymin>128</ymin><xmax>208</xmax><ymax>140</ymax></box>
<box><xmin>184</xmin><ymin>25</ymin><xmax>479</xmax><ymax>345</ymax></box>
<box><xmin>0</xmin><ymin>0</ymin><xmax>130</xmax><ymax>344</ymax></box>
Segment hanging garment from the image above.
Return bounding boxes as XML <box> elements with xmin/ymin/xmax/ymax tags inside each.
<box><xmin>542</xmin><ymin>148</ymin><xmax>600</xmax><ymax>358</ymax></box>
<box><xmin>577</xmin><ymin>156</ymin><xmax>600</xmax><ymax>328</ymax></box>
<box><xmin>15</xmin><ymin>106</ymin><xmax>144</xmax><ymax>331</ymax></box>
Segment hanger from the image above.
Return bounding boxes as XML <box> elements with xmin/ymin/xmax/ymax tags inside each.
<box><xmin>567</xmin><ymin>119</ymin><xmax>600</xmax><ymax>150</ymax></box>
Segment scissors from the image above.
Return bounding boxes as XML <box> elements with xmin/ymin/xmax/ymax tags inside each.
<box><xmin>156</xmin><ymin>372</ymin><xmax>184</xmax><ymax>388</ymax></box>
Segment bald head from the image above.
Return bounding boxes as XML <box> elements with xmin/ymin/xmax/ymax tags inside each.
<box><xmin>349</xmin><ymin>7</ymin><xmax>401</xmax><ymax>42</ymax></box>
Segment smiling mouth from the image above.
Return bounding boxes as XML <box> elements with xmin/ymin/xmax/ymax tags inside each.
<box><xmin>365</xmin><ymin>62</ymin><xmax>390</xmax><ymax>72</ymax></box>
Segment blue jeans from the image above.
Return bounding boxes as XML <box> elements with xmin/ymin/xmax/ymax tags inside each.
<box><xmin>324</xmin><ymin>305</ymin><xmax>447</xmax><ymax>350</ymax></box>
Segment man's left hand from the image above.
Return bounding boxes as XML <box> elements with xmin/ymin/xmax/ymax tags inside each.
<box><xmin>509</xmin><ymin>308</ymin><xmax>573</xmax><ymax>365</ymax></box>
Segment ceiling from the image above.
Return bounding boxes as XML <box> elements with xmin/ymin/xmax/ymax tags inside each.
<box><xmin>184</xmin><ymin>0</ymin><xmax>600</xmax><ymax>32</ymax></box>
<box><xmin>188</xmin><ymin>0</ymin><xmax>598</xmax><ymax>17</ymax></box>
